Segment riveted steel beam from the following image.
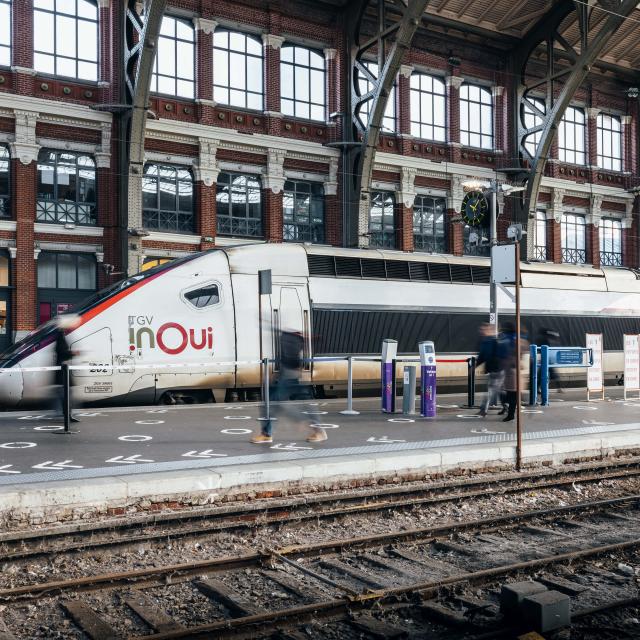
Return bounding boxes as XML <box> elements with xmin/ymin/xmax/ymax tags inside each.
<box><xmin>511</xmin><ymin>0</ymin><xmax>638</xmax><ymax>258</ymax></box>
<box><xmin>120</xmin><ymin>0</ymin><xmax>167</xmax><ymax>274</ymax></box>
<box><xmin>344</xmin><ymin>0</ymin><xmax>430</xmax><ymax>248</ymax></box>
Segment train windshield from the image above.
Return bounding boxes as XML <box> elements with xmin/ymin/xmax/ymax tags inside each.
<box><xmin>0</xmin><ymin>251</ymin><xmax>208</xmax><ymax>367</ymax></box>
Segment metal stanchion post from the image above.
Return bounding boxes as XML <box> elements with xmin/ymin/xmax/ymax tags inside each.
<box><xmin>62</xmin><ymin>364</ymin><xmax>71</xmax><ymax>434</ymax></box>
<box><xmin>540</xmin><ymin>345</ymin><xmax>550</xmax><ymax>406</ymax></box>
<box><xmin>260</xmin><ymin>357</ymin><xmax>271</xmax><ymax>422</ymax></box>
<box><xmin>467</xmin><ymin>357</ymin><xmax>476</xmax><ymax>408</ymax></box>
<box><xmin>340</xmin><ymin>356</ymin><xmax>360</xmax><ymax>415</ymax></box>
<box><xmin>402</xmin><ymin>365</ymin><xmax>417</xmax><ymax>415</ymax></box>
<box><xmin>391</xmin><ymin>358</ymin><xmax>397</xmax><ymax>413</ymax></box>
<box><xmin>529</xmin><ymin>344</ymin><xmax>538</xmax><ymax>406</ymax></box>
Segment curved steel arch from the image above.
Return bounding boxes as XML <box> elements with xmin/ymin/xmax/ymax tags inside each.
<box><xmin>121</xmin><ymin>0</ymin><xmax>167</xmax><ymax>274</ymax></box>
<box><xmin>344</xmin><ymin>0</ymin><xmax>430</xmax><ymax>248</ymax></box>
<box><xmin>511</xmin><ymin>0</ymin><xmax>638</xmax><ymax>257</ymax></box>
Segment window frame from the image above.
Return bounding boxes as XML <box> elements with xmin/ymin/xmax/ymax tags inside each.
<box><xmin>213</xmin><ymin>29</ymin><xmax>264</xmax><ymax>111</ymax></box>
<box><xmin>283</xmin><ymin>179</ymin><xmax>325</xmax><ymax>244</ymax></box>
<box><xmin>459</xmin><ymin>83</ymin><xmax>494</xmax><ymax>150</ymax></box>
<box><xmin>597</xmin><ymin>113</ymin><xmax>623</xmax><ymax>172</ymax></box>
<box><xmin>0</xmin><ymin>249</ymin><xmax>9</xmax><ymax>288</ymax></box>
<box><xmin>558</xmin><ymin>105</ymin><xmax>586</xmax><ymax>165</ymax></box>
<box><xmin>150</xmin><ymin>15</ymin><xmax>196</xmax><ymax>100</ymax></box>
<box><xmin>181</xmin><ymin>280</ymin><xmax>223</xmax><ymax>311</ymax></box>
<box><xmin>369</xmin><ymin>191</ymin><xmax>396</xmax><ymax>249</ymax></box>
<box><xmin>599</xmin><ymin>217</ymin><xmax>623</xmax><ymax>267</ymax></box>
<box><xmin>561</xmin><ymin>212</ymin><xmax>586</xmax><ymax>264</ymax></box>
<box><xmin>0</xmin><ymin>145</ymin><xmax>9</xmax><ymax>219</ymax></box>
<box><xmin>523</xmin><ymin>97</ymin><xmax>546</xmax><ymax>159</ymax></box>
<box><xmin>410</xmin><ymin>73</ymin><xmax>447</xmax><ymax>142</ymax></box>
<box><xmin>412</xmin><ymin>195</ymin><xmax>447</xmax><ymax>253</ymax></box>
<box><xmin>532</xmin><ymin>210</ymin><xmax>547</xmax><ymax>261</ymax></box>
<box><xmin>37</xmin><ymin>251</ymin><xmax>97</xmax><ymax>291</ymax></box>
<box><xmin>36</xmin><ymin>149</ymin><xmax>97</xmax><ymax>226</ymax></box>
<box><xmin>142</xmin><ymin>163</ymin><xmax>195</xmax><ymax>234</ymax></box>
<box><xmin>357</xmin><ymin>61</ymin><xmax>397</xmax><ymax>134</ymax></box>
<box><xmin>216</xmin><ymin>171</ymin><xmax>263</xmax><ymax>238</ymax></box>
<box><xmin>0</xmin><ymin>0</ymin><xmax>10</xmax><ymax>68</ymax></box>
<box><xmin>280</xmin><ymin>43</ymin><xmax>326</xmax><ymax>122</ymax></box>
<box><xmin>33</xmin><ymin>0</ymin><xmax>99</xmax><ymax>81</ymax></box>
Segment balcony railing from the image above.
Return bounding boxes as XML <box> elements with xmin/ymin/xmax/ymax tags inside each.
<box><xmin>369</xmin><ymin>231</ymin><xmax>396</xmax><ymax>249</ymax></box>
<box><xmin>532</xmin><ymin>246</ymin><xmax>547</xmax><ymax>261</ymax></box>
<box><xmin>36</xmin><ymin>200</ymin><xmax>96</xmax><ymax>226</ymax></box>
<box><xmin>283</xmin><ymin>223</ymin><xmax>324</xmax><ymax>244</ymax></box>
<box><xmin>217</xmin><ymin>216</ymin><xmax>262</xmax><ymax>238</ymax></box>
<box><xmin>600</xmin><ymin>251</ymin><xmax>622</xmax><ymax>267</ymax></box>
<box><xmin>561</xmin><ymin>248</ymin><xmax>586</xmax><ymax>264</ymax></box>
<box><xmin>464</xmin><ymin>243</ymin><xmax>490</xmax><ymax>257</ymax></box>
<box><xmin>414</xmin><ymin>235</ymin><xmax>447</xmax><ymax>253</ymax></box>
<box><xmin>143</xmin><ymin>210</ymin><xmax>194</xmax><ymax>234</ymax></box>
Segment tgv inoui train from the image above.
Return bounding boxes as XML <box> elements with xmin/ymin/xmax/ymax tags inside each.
<box><xmin>1</xmin><ymin>243</ymin><xmax>639</xmax><ymax>407</ymax></box>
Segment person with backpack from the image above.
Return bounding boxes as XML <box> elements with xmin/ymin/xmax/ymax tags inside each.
<box><xmin>475</xmin><ymin>323</ymin><xmax>506</xmax><ymax>417</ymax></box>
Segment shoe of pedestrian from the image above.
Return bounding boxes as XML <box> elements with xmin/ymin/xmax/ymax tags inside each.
<box><xmin>503</xmin><ymin>415</ymin><xmax>514</xmax><ymax>422</ymax></box>
<box><xmin>476</xmin><ymin>410</ymin><xmax>487</xmax><ymax>417</ymax></box>
<box><xmin>498</xmin><ymin>406</ymin><xmax>507</xmax><ymax>416</ymax></box>
<box><xmin>250</xmin><ymin>434</ymin><xmax>273</xmax><ymax>444</ymax></box>
<box><xmin>306</xmin><ymin>430</ymin><xmax>327</xmax><ymax>443</ymax></box>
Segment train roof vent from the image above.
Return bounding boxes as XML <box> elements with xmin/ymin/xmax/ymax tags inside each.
<box><xmin>429</xmin><ymin>263</ymin><xmax>451</xmax><ymax>283</ymax></box>
<box><xmin>361</xmin><ymin>258</ymin><xmax>387</xmax><ymax>279</ymax></box>
<box><xmin>450</xmin><ymin>264</ymin><xmax>472</xmax><ymax>284</ymax></box>
<box><xmin>471</xmin><ymin>265</ymin><xmax>491</xmax><ymax>284</ymax></box>
<box><xmin>335</xmin><ymin>256</ymin><xmax>362</xmax><ymax>278</ymax></box>
<box><xmin>409</xmin><ymin>262</ymin><xmax>429</xmax><ymax>281</ymax></box>
<box><xmin>307</xmin><ymin>254</ymin><xmax>336</xmax><ymax>277</ymax></box>
<box><xmin>385</xmin><ymin>260</ymin><xmax>411</xmax><ymax>280</ymax></box>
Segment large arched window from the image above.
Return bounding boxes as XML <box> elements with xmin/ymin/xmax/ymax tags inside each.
<box><xmin>410</xmin><ymin>74</ymin><xmax>446</xmax><ymax>142</ymax></box>
<box><xmin>33</xmin><ymin>0</ymin><xmax>98</xmax><ymax>80</ymax></box>
<box><xmin>559</xmin><ymin>106</ymin><xmax>586</xmax><ymax>165</ymax></box>
<box><xmin>600</xmin><ymin>218</ymin><xmax>622</xmax><ymax>266</ymax></box>
<box><xmin>413</xmin><ymin>196</ymin><xmax>446</xmax><ymax>253</ymax></box>
<box><xmin>533</xmin><ymin>210</ymin><xmax>547</xmax><ymax>261</ymax></box>
<box><xmin>0</xmin><ymin>145</ymin><xmax>9</xmax><ymax>219</ymax></box>
<box><xmin>369</xmin><ymin>191</ymin><xmax>395</xmax><ymax>249</ymax></box>
<box><xmin>142</xmin><ymin>164</ymin><xmax>194</xmax><ymax>233</ymax></box>
<box><xmin>213</xmin><ymin>30</ymin><xmax>263</xmax><ymax>110</ymax></box>
<box><xmin>561</xmin><ymin>213</ymin><xmax>586</xmax><ymax>264</ymax></box>
<box><xmin>36</xmin><ymin>150</ymin><xmax>96</xmax><ymax>225</ymax></box>
<box><xmin>0</xmin><ymin>0</ymin><xmax>10</xmax><ymax>67</ymax></box>
<box><xmin>597</xmin><ymin>114</ymin><xmax>622</xmax><ymax>172</ymax></box>
<box><xmin>460</xmin><ymin>84</ymin><xmax>493</xmax><ymax>150</ymax></box>
<box><xmin>151</xmin><ymin>16</ymin><xmax>195</xmax><ymax>99</ymax></box>
<box><xmin>283</xmin><ymin>180</ymin><xmax>324</xmax><ymax>243</ymax></box>
<box><xmin>281</xmin><ymin>44</ymin><xmax>326</xmax><ymax>121</ymax></box>
<box><xmin>216</xmin><ymin>172</ymin><xmax>262</xmax><ymax>237</ymax></box>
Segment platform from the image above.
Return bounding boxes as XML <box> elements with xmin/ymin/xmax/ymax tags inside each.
<box><xmin>0</xmin><ymin>389</ymin><xmax>639</xmax><ymax>525</ymax></box>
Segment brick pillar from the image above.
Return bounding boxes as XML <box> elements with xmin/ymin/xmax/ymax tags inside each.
<box><xmin>448</xmin><ymin>212</ymin><xmax>463</xmax><ymax>256</ymax></box>
<box><xmin>622</xmin><ymin>223</ymin><xmax>635</xmax><ymax>268</ymax></box>
<box><xmin>397</xmin><ymin>65</ymin><xmax>413</xmax><ymax>155</ymax></box>
<box><xmin>194</xmin><ymin>18</ymin><xmax>216</xmax><ymax>126</ymax></box>
<box><xmin>587</xmin><ymin>223</ymin><xmax>600</xmax><ymax>269</ymax></box>
<box><xmin>548</xmin><ymin>219</ymin><xmax>561</xmax><ymax>264</ymax></box>
<box><xmin>98</xmin><ymin>0</ymin><xmax>112</xmax><ymax>102</ymax></box>
<box><xmin>263</xmin><ymin>188</ymin><xmax>283</xmax><ymax>242</ymax></box>
<box><xmin>96</xmin><ymin>165</ymin><xmax>113</xmax><ymax>289</ymax></box>
<box><xmin>198</xmin><ymin>181</ymin><xmax>216</xmax><ymax>250</ymax></box>
<box><xmin>396</xmin><ymin>203</ymin><xmax>413</xmax><ymax>252</ymax></box>
<box><xmin>586</xmin><ymin>107</ymin><xmax>600</xmax><ymax>171</ymax></box>
<box><xmin>622</xmin><ymin>114</ymin><xmax>635</xmax><ymax>178</ymax></box>
<box><xmin>325</xmin><ymin>192</ymin><xmax>340</xmax><ymax>247</ymax></box>
<box><xmin>493</xmin><ymin>86</ymin><xmax>506</xmax><ymax>153</ymax></box>
<box><xmin>12</xmin><ymin>159</ymin><xmax>36</xmax><ymax>337</ymax></box>
<box><xmin>263</xmin><ymin>34</ymin><xmax>284</xmax><ymax>137</ymax></box>
<box><xmin>12</xmin><ymin>0</ymin><xmax>35</xmax><ymax>95</ymax></box>
<box><xmin>446</xmin><ymin>75</ymin><xmax>463</xmax><ymax>163</ymax></box>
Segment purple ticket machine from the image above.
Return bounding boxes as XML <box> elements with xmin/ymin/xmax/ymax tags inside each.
<box><xmin>419</xmin><ymin>341</ymin><xmax>437</xmax><ymax>418</ymax></box>
<box><xmin>381</xmin><ymin>339</ymin><xmax>398</xmax><ymax>413</ymax></box>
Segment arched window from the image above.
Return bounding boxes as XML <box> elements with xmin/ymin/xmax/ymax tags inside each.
<box><xmin>410</xmin><ymin>74</ymin><xmax>446</xmax><ymax>142</ymax></box>
<box><xmin>561</xmin><ymin>213</ymin><xmax>586</xmax><ymax>264</ymax></box>
<box><xmin>533</xmin><ymin>210</ymin><xmax>547</xmax><ymax>261</ymax></box>
<box><xmin>213</xmin><ymin>30</ymin><xmax>263</xmax><ymax>110</ymax></box>
<box><xmin>369</xmin><ymin>191</ymin><xmax>395</xmax><ymax>248</ymax></box>
<box><xmin>283</xmin><ymin>180</ymin><xmax>324</xmax><ymax>243</ymax></box>
<box><xmin>33</xmin><ymin>0</ymin><xmax>98</xmax><ymax>80</ymax></box>
<box><xmin>600</xmin><ymin>218</ymin><xmax>622</xmax><ymax>266</ymax></box>
<box><xmin>151</xmin><ymin>16</ymin><xmax>195</xmax><ymax>99</ymax></box>
<box><xmin>216</xmin><ymin>172</ymin><xmax>262</xmax><ymax>237</ymax></box>
<box><xmin>413</xmin><ymin>196</ymin><xmax>446</xmax><ymax>253</ymax></box>
<box><xmin>559</xmin><ymin>106</ymin><xmax>586</xmax><ymax>165</ymax></box>
<box><xmin>142</xmin><ymin>164</ymin><xmax>194</xmax><ymax>233</ymax></box>
<box><xmin>0</xmin><ymin>145</ymin><xmax>9</xmax><ymax>219</ymax></box>
<box><xmin>36</xmin><ymin>150</ymin><xmax>96</xmax><ymax>225</ymax></box>
<box><xmin>357</xmin><ymin>62</ymin><xmax>396</xmax><ymax>133</ymax></box>
<box><xmin>597</xmin><ymin>114</ymin><xmax>622</xmax><ymax>172</ymax></box>
<box><xmin>0</xmin><ymin>0</ymin><xmax>10</xmax><ymax>67</ymax></box>
<box><xmin>281</xmin><ymin>44</ymin><xmax>326</xmax><ymax>121</ymax></box>
<box><xmin>460</xmin><ymin>84</ymin><xmax>493</xmax><ymax>150</ymax></box>
<box><xmin>523</xmin><ymin>97</ymin><xmax>546</xmax><ymax>158</ymax></box>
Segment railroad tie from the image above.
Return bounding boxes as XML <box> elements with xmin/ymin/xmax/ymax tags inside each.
<box><xmin>0</xmin><ymin>617</ymin><xmax>15</xmax><ymax>640</ymax></box>
<box><xmin>318</xmin><ymin>558</ymin><xmax>389</xmax><ymax>590</ymax></box>
<box><xmin>350</xmin><ymin>613</ymin><xmax>408</xmax><ymax>639</ymax></box>
<box><xmin>194</xmin><ymin>578</ymin><xmax>261</xmax><ymax>617</ymax></box>
<box><xmin>420</xmin><ymin>600</ymin><xmax>467</xmax><ymax>626</ymax></box>
<box><xmin>360</xmin><ymin>553</ymin><xmax>423</xmax><ymax>580</ymax></box>
<box><xmin>61</xmin><ymin>601</ymin><xmax>119</xmax><ymax>640</ymax></box>
<box><xmin>391</xmin><ymin>548</ymin><xmax>464</xmax><ymax>577</ymax></box>
<box><xmin>537</xmin><ymin>575</ymin><xmax>590</xmax><ymax>596</ymax></box>
<box><xmin>433</xmin><ymin>540</ymin><xmax>475</xmax><ymax>556</ymax></box>
<box><xmin>124</xmin><ymin>591</ymin><xmax>186</xmax><ymax>633</ymax></box>
<box><xmin>261</xmin><ymin>569</ymin><xmax>327</xmax><ymax>601</ymax></box>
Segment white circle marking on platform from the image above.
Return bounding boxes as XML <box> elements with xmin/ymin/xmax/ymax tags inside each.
<box><xmin>221</xmin><ymin>428</ymin><xmax>252</xmax><ymax>435</ymax></box>
<box><xmin>573</xmin><ymin>405</ymin><xmax>597</xmax><ymax>411</ymax></box>
<box><xmin>523</xmin><ymin>409</ymin><xmax>543</xmax><ymax>414</ymax></box>
<box><xmin>118</xmin><ymin>435</ymin><xmax>152</xmax><ymax>442</ymax></box>
<box><xmin>33</xmin><ymin>425</ymin><xmax>63</xmax><ymax>431</ymax></box>
<box><xmin>0</xmin><ymin>442</ymin><xmax>37</xmax><ymax>449</ymax></box>
<box><xmin>387</xmin><ymin>418</ymin><xmax>415</xmax><ymax>423</ymax></box>
<box><xmin>437</xmin><ymin>404</ymin><xmax>459</xmax><ymax>409</ymax></box>
<box><xmin>457</xmin><ymin>414</ymin><xmax>482</xmax><ymax>419</ymax></box>
<box><xmin>221</xmin><ymin>406</ymin><xmax>244</xmax><ymax>410</ymax></box>
<box><xmin>135</xmin><ymin>420</ymin><xmax>165</xmax><ymax>425</ymax></box>
<box><xmin>146</xmin><ymin>409</ymin><xmax>167</xmax><ymax>414</ymax></box>
<box><xmin>17</xmin><ymin>415</ymin><xmax>46</xmax><ymax>420</ymax></box>
<box><xmin>310</xmin><ymin>423</ymin><xmax>340</xmax><ymax>429</ymax></box>
<box><xmin>301</xmin><ymin>411</ymin><xmax>328</xmax><ymax>415</ymax></box>
<box><xmin>471</xmin><ymin>428</ymin><xmax>506</xmax><ymax>435</ymax></box>
<box><xmin>75</xmin><ymin>412</ymin><xmax>106</xmax><ymax>417</ymax></box>
<box><xmin>223</xmin><ymin>416</ymin><xmax>251</xmax><ymax>420</ymax></box>
<box><xmin>623</xmin><ymin>402</ymin><xmax>640</xmax><ymax>407</ymax></box>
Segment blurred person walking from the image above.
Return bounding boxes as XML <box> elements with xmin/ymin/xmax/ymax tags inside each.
<box><xmin>475</xmin><ymin>323</ymin><xmax>505</xmax><ymax>417</ymax></box>
<box><xmin>53</xmin><ymin>314</ymin><xmax>82</xmax><ymax>423</ymax></box>
<box><xmin>501</xmin><ymin>322</ymin><xmax>529</xmax><ymax>422</ymax></box>
<box><xmin>535</xmin><ymin>326</ymin><xmax>563</xmax><ymax>394</ymax></box>
<box><xmin>251</xmin><ymin>328</ymin><xmax>327</xmax><ymax>444</ymax></box>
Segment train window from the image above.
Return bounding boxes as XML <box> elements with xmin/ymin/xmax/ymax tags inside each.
<box><xmin>184</xmin><ymin>284</ymin><xmax>220</xmax><ymax>309</ymax></box>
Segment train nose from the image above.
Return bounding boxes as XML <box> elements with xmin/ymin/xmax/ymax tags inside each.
<box><xmin>0</xmin><ymin>367</ymin><xmax>24</xmax><ymax>407</ymax></box>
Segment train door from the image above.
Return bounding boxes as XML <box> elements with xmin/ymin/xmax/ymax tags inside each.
<box><xmin>69</xmin><ymin>327</ymin><xmax>115</xmax><ymax>400</ymax></box>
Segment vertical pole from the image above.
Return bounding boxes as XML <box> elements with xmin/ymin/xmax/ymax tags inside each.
<box><xmin>490</xmin><ymin>181</ymin><xmax>498</xmax><ymax>335</ymax></box>
<box><xmin>515</xmin><ymin>243</ymin><xmax>522</xmax><ymax>471</ymax></box>
<box><xmin>391</xmin><ymin>358</ymin><xmax>397</xmax><ymax>413</ymax></box>
<box><xmin>341</xmin><ymin>356</ymin><xmax>360</xmax><ymax>415</ymax></box>
<box><xmin>402</xmin><ymin>366</ymin><xmax>417</xmax><ymax>415</ymax></box>
<box><xmin>529</xmin><ymin>344</ymin><xmax>538</xmax><ymax>406</ymax></box>
<box><xmin>262</xmin><ymin>357</ymin><xmax>270</xmax><ymax>422</ymax></box>
<box><xmin>541</xmin><ymin>345</ymin><xmax>550</xmax><ymax>406</ymax></box>
<box><xmin>62</xmin><ymin>363</ymin><xmax>70</xmax><ymax>434</ymax></box>
<box><xmin>467</xmin><ymin>357</ymin><xmax>476</xmax><ymax>408</ymax></box>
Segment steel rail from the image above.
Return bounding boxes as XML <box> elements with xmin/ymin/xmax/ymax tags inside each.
<box><xmin>2</xmin><ymin>462</ymin><xmax>639</xmax><ymax>563</ymax></box>
<box><xmin>1</xmin><ymin>493</ymin><xmax>638</xmax><ymax>601</ymax></box>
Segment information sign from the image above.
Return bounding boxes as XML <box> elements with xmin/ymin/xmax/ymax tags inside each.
<box><xmin>623</xmin><ymin>334</ymin><xmax>640</xmax><ymax>400</ymax></box>
<box><xmin>586</xmin><ymin>333</ymin><xmax>604</xmax><ymax>400</ymax></box>
<box><xmin>553</xmin><ymin>349</ymin><xmax>583</xmax><ymax>366</ymax></box>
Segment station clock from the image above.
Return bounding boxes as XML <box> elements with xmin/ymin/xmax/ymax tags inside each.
<box><xmin>460</xmin><ymin>190</ymin><xmax>489</xmax><ymax>225</ymax></box>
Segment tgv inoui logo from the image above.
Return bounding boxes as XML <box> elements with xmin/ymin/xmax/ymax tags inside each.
<box><xmin>128</xmin><ymin>316</ymin><xmax>213</xmax><ymax>355</ymax></box>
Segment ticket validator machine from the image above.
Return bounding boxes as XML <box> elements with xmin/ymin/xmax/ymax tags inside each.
<box><xmin>419</xmin><ymin>341</ymin><xmax>437</xmax><ymax>418</ymax></box>
<box><xmin>381</xmin><ymin>339</ymin><xmax>398</xmax><ymax>413</ymax></box>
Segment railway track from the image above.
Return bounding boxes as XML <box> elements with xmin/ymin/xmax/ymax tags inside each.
<box><xmin>2</xmin><ymin>457</ymin><xmax>640</xmax><ymax>563</ymax></box>
<box><xmin>1</xmin><ymin>489</ymin><xmax>639</xmax><ymax>639</ymax></box>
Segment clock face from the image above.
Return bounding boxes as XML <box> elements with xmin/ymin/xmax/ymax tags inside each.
<box><xmin>461</xmin><ymin>191</ymin><xmax>489</xmax><ymax>225</ymax></box>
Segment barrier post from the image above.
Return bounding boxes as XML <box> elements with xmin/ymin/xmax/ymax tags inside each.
<box><xmin>340</xmin><ymin>356</ymin><xmax>360</xmax><ymax>415</ymax></box>
<box><xmin>540</xmin><ymin>345</ymin><xmax>549</xmax><ymax>406</ymax></box>
<box><xmin>381</xmin><ymin>339</ymin><xmax>397</xmax><ymax>413</ymax></box>
<box><xmin>467</xmin><ymin>357</ymin><xmax>476</xmax><ymax>408</ymax></box>
<box><xmin>62</xmin><ymin>364</ymin><xmax>71</xmax><ymax>433</ymax></box>
<box><xmin>529</xmin><ymin>344</ymin><xmax>538</xmax><ymax>406</ymax></box>
<box><xmin>402</xmin><ymin>366</ymin><xmax>417</xmax><ymax>415</ymax></box>
<box><xmin>391</xmin><ymin>358</ymin><xmax>398</xmax><ymax>413</ymax></box>
<box><xmin>261</xmin><ymin>357</ymin><xmax>270</xmax><ymax>422</ymax></box>
<box><xmin>419</xmin><ymin>341</ymin><xmax>437</xmax><ymax>418</ymax></box>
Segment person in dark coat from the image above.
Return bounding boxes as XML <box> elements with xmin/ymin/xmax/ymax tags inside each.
<box><xmin>535</xmin><ymin>327</ymin><xmax>563</xmax><ymax>394</ymax></box>
<box><xmin>475</xmin><ymin>323</ymin><xmax>506</xmax><ymax>417</ymax></box>
<box><xmin>53</xmin><ymin>314</ymin><xmax>81</xmax><ymax>422</ymax></box>
<box><xmin>501</xmin><ymin>322</ymin><xmax>529</xmax><ymax>422</ymax></box>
